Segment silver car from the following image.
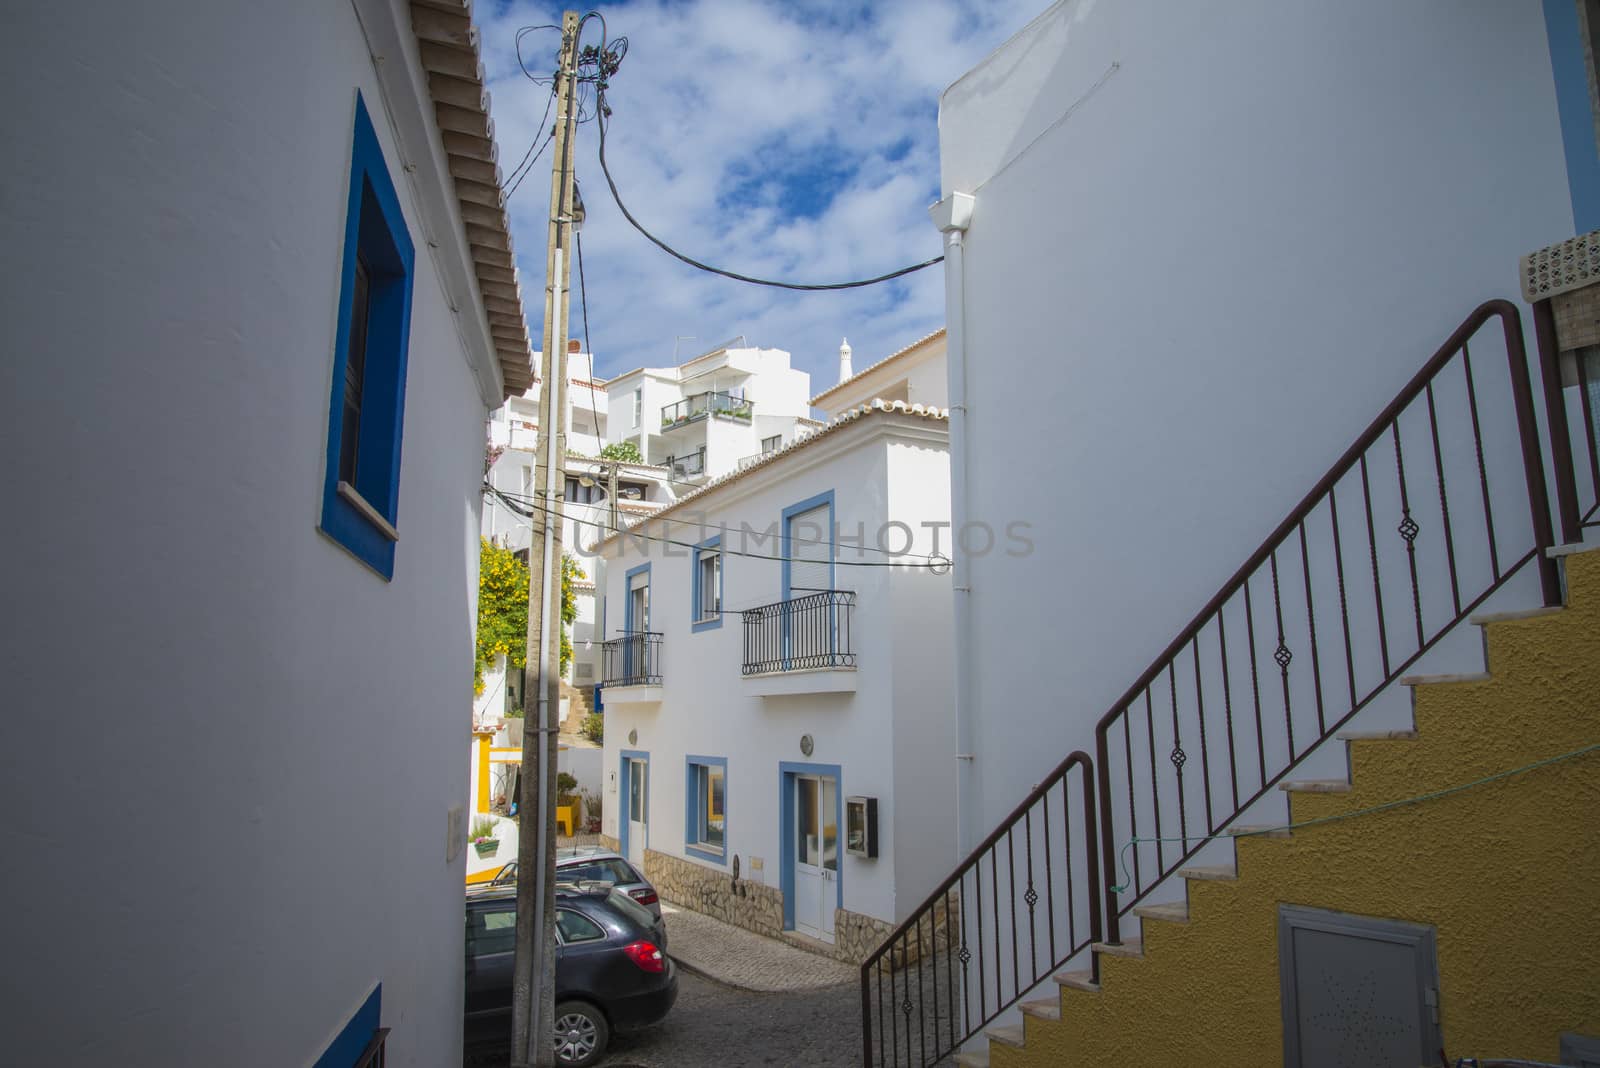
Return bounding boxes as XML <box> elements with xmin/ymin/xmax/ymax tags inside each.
<box><xmin>489</xmin><ymin>849</ymin><xmax>662</xmax><ymax>920</ymax></box>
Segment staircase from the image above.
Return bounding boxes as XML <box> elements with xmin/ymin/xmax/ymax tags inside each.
<box><xmin>972</xmin><ymin>545</ymin><xmax>1599</xmax><ymax>1065</ymax></box>
<box><xmin>560</xmin><ymin>681</ymin><xmax>594</xmax><ymax>733</ymax></box>
<box><xmin>859</xmin><ymin>300</ymin><xmax>1600</xmax><ymax>1067</ymax></box>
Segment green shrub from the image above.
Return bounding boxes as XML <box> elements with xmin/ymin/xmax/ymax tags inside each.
<box><xmin>580</xmin><ymin>713</ymin><xmax>604</xmax><ymax>745</ymax></box>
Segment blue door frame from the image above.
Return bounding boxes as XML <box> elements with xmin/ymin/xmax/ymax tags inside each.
<box><xmin>619</xmin><ymin>749</ymin><xmax>649</xmax><ymax>860</ymax></box>
<box><xmin>778</xmin><ymin>761</ymin><xmax>843</xmax><ymax>932</ymax></box>
<box><xmin>622</xmin><ymin>562</ymin><xmax>650</xmax><ymax>680</ymax></box>
<box><xmin>780</xmin><ymin>491</ymin><xmax>835</xmax><ymax>670</ymax></box>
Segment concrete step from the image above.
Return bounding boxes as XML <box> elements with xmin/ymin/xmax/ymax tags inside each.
<box><xmin>1470</xmin><ymin>606</ymin><xmax>1563</xmax><ymax>626</ymax></box>
<box><xmin>954</xmin><ymin>1050</ymin><xmax>989</xmax><ymax>1068</ymax></box>
<box><xmin>985</xmin><ymin>1023</ymin><xmax>1026</xmax><ymax>1049</ymax></box>
<box><xmin>1020</xmin><ymin>997</ymin><xmax>1061</xmax><ymax>1022</ymax></box>
<box><xmin>1132</xmin><ymin>901</ymin><xmax>1189</xmax><ymax>924</ymax></box>
<box><xmin>1055</xmin><ymin>969</ymin><xmax>1100</xmax><ymax>993</ymax></box>
<box><xmin>1399</xmin><ymin>671</ymin><xmax>1491</xmax><ymax>687</ymax></box>
<box><xmin>1336</xmin><ymin>728</ymin><xmax>1419</xmax><ymax>741</ymax></box>
<box><xmin>1091</xmin><ymin>939</ymin><xmax>1144</xmax><ymax>959</ymax></box>
<box><xmin>1178</xmin><ymin>864</ymin><xmax>1237</xmax><ymax>882</ymax></box>
<box><xmin>1279</xmin><ymin>779</ymin><xmax>1352</xmax><ymax>794</ymax></box>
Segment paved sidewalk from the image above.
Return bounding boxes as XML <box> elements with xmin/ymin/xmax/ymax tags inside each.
<box><xmin>661</xmin><ymin>901</ymin><xmax>857</xmax><ymax>992</ymax></box>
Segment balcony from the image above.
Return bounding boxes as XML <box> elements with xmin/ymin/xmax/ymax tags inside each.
<box><xmin>740</xmin><ymin>590</ymin><xmax>857</xmax><ymax>696</ymax></box>
<box><xmin>665</xmin><ymin>447</ymin><xmax>706</xmax><ymax>480</ymax></box>
<box><xmin>660</xmin><ymin>390</ymin><xmax>752</xmax><ymax>431</ymax></box>
<box><xmin>600</xmin><ymin>631</ymin><xmax>663</xmax><ymax>705</ymax></box>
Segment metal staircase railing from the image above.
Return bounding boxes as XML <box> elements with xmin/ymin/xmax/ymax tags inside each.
<box><xmin>860</xmin><ymin>299</ymin><xmax>1587</xmax><ymax>1066</ymax></box>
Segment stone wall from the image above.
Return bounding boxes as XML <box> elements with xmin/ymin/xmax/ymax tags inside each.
<box><xmin>644</xmin><ymin>849</ymin><xmax>785</xmax><ymax>939</ymax></box>
<box><xmin>642</xmin><ymin>847</ymin><xmax>917</xmax><ymax>966</ymax></box>
<box><xmin>600</xmin><ymin>834</ymin><xmax>620</xmax><ymax>853</ymax></box>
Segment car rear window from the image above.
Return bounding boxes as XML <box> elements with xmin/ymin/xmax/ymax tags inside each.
<box><xmin>558</xmin><ymin>858</ymin><xmax>639</xmax><ymax>885</ymax></box>
<box><xmin>605</xmin><ymin>889</ymin><xmax>656</xmax><ymax>930</ymax></box>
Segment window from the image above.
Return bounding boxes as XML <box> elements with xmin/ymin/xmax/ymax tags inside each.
<box><xmin>319</xmin><ymin>91</ymin><xmax>415</xmax><ymax>580</ymax></box>
<box><xmin>555</xmin><ymin>909</ymin><xmax>605</xmax><ymax>944</ymax></box>
<box><xmin>467</xmin><ymin>904</ymin><xmax>516</xmax><ymax>958</ymax></box>
<box><xmin>762</xmin><ymin>434</ymin><xmax>782</xmax><ymax>454</ymax></box>
<box><xmin>685</xmin><ymin>756</ymin><xmax>727</xmax><ymax>861</ymax></box>
<box><xmin>559</xmin><ymin>858</ymin><xmax>641</xmax><ymax>886</ymax></box>
<box><xmin>565</xmin><ymin>476</ymin><xmax>596</xmax><ymax>504</ymax></box>
<box><xmin>632</xmin><ymin>388</ymin><xmax>642</xmax><ymax>427</ymax></box>
<box><xmin>691</xmin><ymin>536</ymin><xmax>722</xmax><ymax>632</ymax></box>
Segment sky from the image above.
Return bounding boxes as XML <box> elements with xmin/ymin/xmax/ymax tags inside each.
<box><xmin>476</xmin><ymin>0</ymin><xmax>1045</xmax><ymax>395</ymax></box>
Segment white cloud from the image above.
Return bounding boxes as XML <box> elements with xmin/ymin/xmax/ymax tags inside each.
<box><xmin>477</xmin><ymin>0</ymin><xmax>1043</xmax><ymax>392</ymax></box>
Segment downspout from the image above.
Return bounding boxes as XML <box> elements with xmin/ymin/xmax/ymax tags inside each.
<box><xmin>929</xmin><ymin>192</ymin><xmax>976</xmax><ymax>857</ymax></box>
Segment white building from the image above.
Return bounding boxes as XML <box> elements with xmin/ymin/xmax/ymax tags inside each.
<box><xmin>488</xmin><ymin>341</ymin><xmax>610</xmax><ymax>458</ymax></box>
<box><xmin>2</xmin><ymin>2</ymin><xmax>532</xmax><ymax>1065</ymax></box>
<box><xmin>934</xmin><ymin>0</ymin><xmax>1587</xmax><ymax>848</ymax></box>
<box><xmin>604</xmin><ymin>343</ymin><xmax>817</xmax><ymax>484</ymax></box>
<box><xmin>884</xmin><ymin>0</ymin><xmax>1600</xmax><ymax>1060</ymax></box>
<box><xmin>592</xmin><ymin>399</ymin><xmax>955</xmax><ymax>962</ymax></box>
<box><xmin>811</xmin><ymin>330</ymin><xmax>948</xmax><ymax>418</ymax></box>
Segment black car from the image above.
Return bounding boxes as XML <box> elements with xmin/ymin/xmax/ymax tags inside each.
<box><xmin>465</xmin><ymin>883</ymin><xmax>677</xmax><ymax>1066</ymax></box>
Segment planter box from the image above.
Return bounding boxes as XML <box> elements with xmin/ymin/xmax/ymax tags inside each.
<box><xmin>473</xmin><ymin>839</ymin><xmax>500</xmax><ymax>859</ymax></box>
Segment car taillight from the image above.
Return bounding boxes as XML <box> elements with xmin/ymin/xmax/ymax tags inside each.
<box><xmin>628</xmin><ymin>888</ymin><xmax>659</xmax><ymax>907</ymax></box>
<box><xmin>621</xmin><ymin>940</ymin><xmax>665</xmax><ymax>973</ymax></box>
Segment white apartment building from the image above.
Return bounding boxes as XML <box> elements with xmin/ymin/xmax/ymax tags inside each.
<box><xmin>3</xmin><ymin>1</ymin><xmax>531</xmax><ymax>1064</ymax></box>
<box><xmin>604</xmin><ymin>343</ymin><xmax>816</xmax><ymax>484</ymax></box>
<box><xmin>811</xmin><ymin>331</ymin><xmax>948</xmax><ymax>419</ymax></box>
<box><xmin>883</xmin><ymin>2</ymin><xmax>1600</xmax><ymax>1061</ymax></box>
<box><xmin>592</xmin><ymin>397</ymin><xmax>955</xmax><ymax>964</ymax></box>
<box><xmin>487</xmin><ymin>341</ymin><xmax>609</xmax><ymax>458</ymax></box>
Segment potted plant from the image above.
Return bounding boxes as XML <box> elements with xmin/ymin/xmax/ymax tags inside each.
<box><xmin>583</xmin><ymin>791</ymin><xmax>603</xmax><ymax>834</ymax></box>
<box><xmin>471</xmin><ymin>815</ymin><xmax>501</xmax><ymax>858</ymax></box>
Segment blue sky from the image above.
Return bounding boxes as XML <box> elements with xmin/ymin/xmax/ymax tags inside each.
<box><xmin>477</xmin><ymin>0</ymin><xmax>1043</xmax><ymax>394</ymax></box>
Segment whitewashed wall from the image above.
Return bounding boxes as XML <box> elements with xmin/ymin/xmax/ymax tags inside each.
<box><xmin>938</xmin><ymin>0</ymin><xmax>1575</xmax><ymax>839</ymax></box>
<box><xmin>0</xmin><ymin>2</ymin><xmax>490</xmax><ymax>1064</ymax></box>
<box><xmin>599</xmin><ymin>415</ymin><xmax>954</xmax><ymax>925</ymax></box>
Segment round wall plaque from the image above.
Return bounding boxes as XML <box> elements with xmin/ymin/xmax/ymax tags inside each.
<box><xmin>800</xmin><ymin>733</ymin><xmax>814</xmax><ymax>757</ymax></box>
<box><xmin>628</xmin><ymin>728</ymin><xmax>638</xmax><ymax>745</ymax></box>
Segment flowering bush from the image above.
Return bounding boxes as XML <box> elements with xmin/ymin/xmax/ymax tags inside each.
<box><xmin>471</xmin><ymin>815</ymin><xmax>500</xmax><ymax>844</ymax></box>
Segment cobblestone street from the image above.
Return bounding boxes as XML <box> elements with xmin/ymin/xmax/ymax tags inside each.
<box><xmin>465</xmin><ymin>968</ymin><xmax>862</xmax><ymax>1067</ymax></box>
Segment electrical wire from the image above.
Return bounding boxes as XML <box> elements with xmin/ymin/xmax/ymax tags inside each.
<box><xmin>1106</xmin><ymin>740</ymin><xmax>1600</xmax><ymax>895</ymax></box>
<box><xmin>486</xmin><ymin>483</ymin><xmax>947</xmax><ymax>570</ymax></box>
<box><xmin>574</xmin><ymin>228</ymin><xmax>607</xmax><ymax>462</ymax></box>
<box><xmin>492</xmin><ymin>482</ymin><xmax>946</xmax><ymax>563</ymax></box>
<box><xmin>575</xmin><ymin>11</ymin><xmax>947</xmax><ymax>292</ymax></box>
<box><xmin>504</xmin><ymin>82</ymin><xmax>558</xmax><ymax>200</ymax></box>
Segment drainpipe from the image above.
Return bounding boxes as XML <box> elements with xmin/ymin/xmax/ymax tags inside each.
<box><xmin>929</xmin><ymin>192</ymin><xmax>976</xmax><ymax>858</ymax></box>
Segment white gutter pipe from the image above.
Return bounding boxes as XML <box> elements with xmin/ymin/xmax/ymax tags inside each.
<box><xmin>929</xmin><ymin>192</ymin><xmax>976</xmax><ymax>858</ymax></box>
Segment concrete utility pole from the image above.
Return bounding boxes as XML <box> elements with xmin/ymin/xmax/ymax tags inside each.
<box><xmin>513</xmin><ymin>10</ymin><xmax>581</xmax><ymax>1068</ymax></box>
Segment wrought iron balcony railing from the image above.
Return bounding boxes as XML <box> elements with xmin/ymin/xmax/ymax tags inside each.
<box><xmin>660</xmin><ymin>390</ymin><xmax>752</xmax><ymax>430</ymax></box>
<box><xmin>601</xmin><ymin>631</ymin><xmax>663</xmax><ymax>687</ymax></box>
<box><xmin>741</xmin><ymin>590</ymin><xmax>856</xmax><ymax>675</ymax></box>
<box><xmin>666</xmin><ymin>447</ymin><xmax>706</xmax><ymax>479</ymax></box>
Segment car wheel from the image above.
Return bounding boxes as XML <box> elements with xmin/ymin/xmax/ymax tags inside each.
<box><xmin>552</xmin><ymin>1001</ymin><xmax>609</xmax><ymax>1067</ymax></box>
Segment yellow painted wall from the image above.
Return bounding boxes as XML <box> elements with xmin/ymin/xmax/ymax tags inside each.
<box><xmin>996</xmin><ymin>549</ymin><xmax>1600</xmax><ymax>1067</ymax></box>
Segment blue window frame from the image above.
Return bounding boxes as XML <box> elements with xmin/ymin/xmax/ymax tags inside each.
<box><xmin>684</xmin><ymin>754</ymin><xmax>728</xmax><ymax>863</ymax></box>
<box><xmin>319</xmin><ymin>91</ymin><xmax>416</xmax><ymax>580</ymax></box>
<box><xmin>691</xmin><ymin>535</ymin><xmax>723</xmax><ymax>632</ymax></box>
<box><xmin>780</xmin><ymin>490</ymin><xmax>836</xmax><ymax>601</ymax></box>
<box><xmin>312</xmin><ymin>983</ymin><xmax>381</xmax><ymax>1068</ymax></box>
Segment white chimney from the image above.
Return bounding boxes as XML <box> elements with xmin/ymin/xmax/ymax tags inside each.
<box><xmin>838</xmin><ymin>337</ymin><xmax>853</xmax><ymax>385</ymax></box>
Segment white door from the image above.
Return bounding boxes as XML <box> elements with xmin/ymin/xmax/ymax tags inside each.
<box><xmin>793</xmin><ymin>774</ymin><xmax>838</xmax><ymax>943</ymax></box>
<box><xmin>626</xmin><ymin>758</ymin><xmax>647</xmax><ymax>866</ymax></box>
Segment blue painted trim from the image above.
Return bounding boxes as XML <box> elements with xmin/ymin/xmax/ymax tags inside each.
<box><xmin>683</xmin><ymin>754</ymin><xmax>729</xmax><ymax>863</ymax></box>
<box><xmin>619</xmin><ymin>749</ymin><xmax>649</xmax><ymax>860</ymax></box>
<box><xmin>690</xmin><ymin>534</ymin><xmax>724</xmax><ymax>632</ymax></box>
<box><xmin>780</xmin><ymin>490</ymin><xmax>836</xmax><ymax>601</ymax></box>
<box><xmin>622</xmin><ymin>562</ymin><xmax>651</xmax><ymax>632</ymax></box>
<box><xmin>312</xmin><ymin>983</ymin><xmax>381</xmax><ymax>1068</ymax></box>
<box><xmin>778</xmin><ymin>761</ymin><xmax>844</xmax><ymax>933</ymax></box>
<box><xmin>1546</xmin><ymin>0</ymin><xmax>1600</xmax><ymax>233</ymax></box>
<box><xmin>319</xmin><ymin>91</ymin><xmax>416</xmax><ymax>580</ymax></box>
